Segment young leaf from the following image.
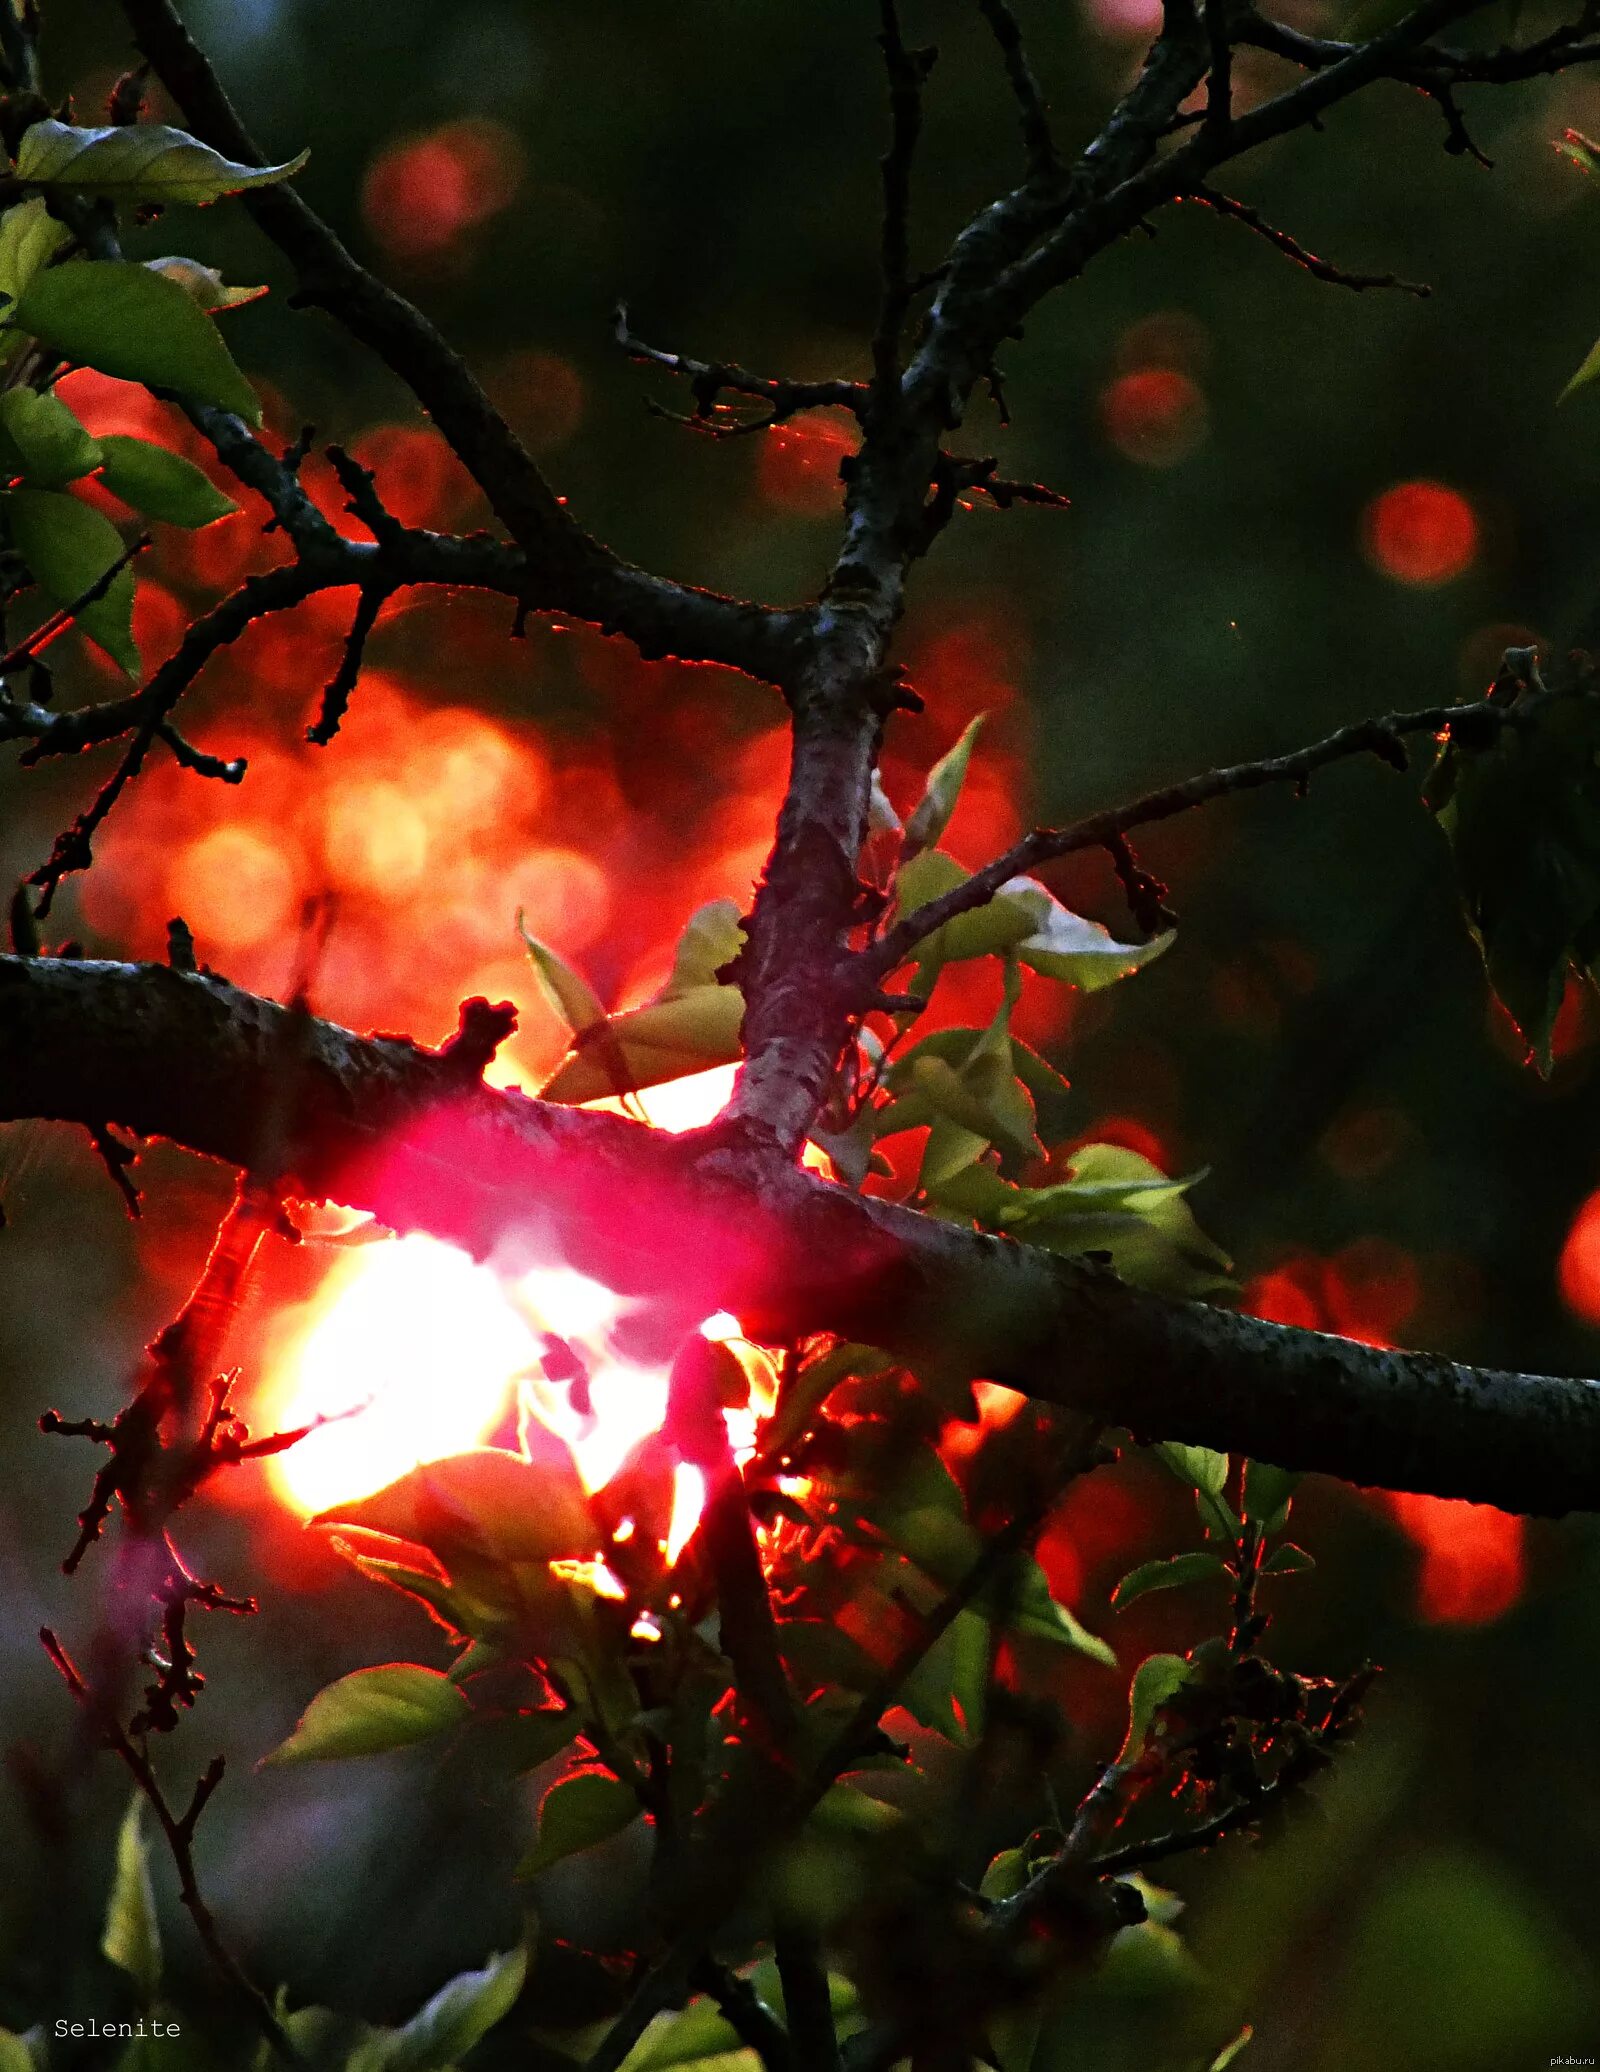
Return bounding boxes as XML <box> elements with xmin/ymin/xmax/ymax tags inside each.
<box><xmin>517</xmin><ymin>911</ymin><xmax>606</xmax><ymax>1034</ymax></box>
<box><xmin>15</xmin><ymin>262</ymin><xmax>262</xmax><ymax>425</ymax></box>
<box><xmin>661</xmin><ymin>897</ymin><xmax>745</xmax><ymax>995</ymax></box>
<box><xmin>263</xmin><ymin>1663</ymin><xmax>469</xmax><ymax>1765</ymax></box>
<box><xmin>4</xmin><ymin>486</ymin><xmax>138</xmax><ymax>674</ymax></box>
<box><xmin>1005</xmin><ymin>1554</ymin><xmax>1117</xmax><ymax>1667</ymax></box>
<box><xmin>1119</xmin><ymin>1652</ymin><xmax>1192</xmax><ymax>1762</ymax></box>
<box><xmin>101</xmin><ymin>1799</ymin><xmax>161</xmax><ymax>2005</ymax></box>
<box><xmin>538</xmin><ymin>984</ymin><xmax>743</xmax><ymax>1103</ymax></box>
<box><xmin>1261</xmin><ymin>1542</ymin><xmax>1315</xmax><ymax>1576</ymax></box>
<box><xmin>96</xmin><ymin>435</ymin><xmax>238</xmax><ymax>527</ymax></box>
<box><xmin>0</xmin><ymin>387</ymin><xmax>101</xmax><ymax>488</ymax></box>
<box><xmin>144</xmin><ymin>255</ymin><xmax>269</xmax><ymax>311</ymax></box>
<box><xmin>1110</xmin><ymin>1550</ymin><xmax>1229</xmax><ymax>1611</ymax></box>
<box><xmin>1006</xmin><ymin>878</ymin><xmax>1174</xmax><ymax>990</ymax></box>
<box><xmin>1155</xmin><ymin>1442</ymin><xmax>1229</xmax><ymax>1501</ymax></box>
<box><xmin>899</xmin><ymin>1605</ymin><xmax>989</xmax><ymax>1745</ymax></box>
<box><xmin>0</xmin><ymin>196</ymin><xmax>70</xmax><ymax>308</ymax></box>
<box><xmin>904</xmin><ymin>713</ymin><xmax>984</xmax><ymax>858</ymax></box>
<box><xmin>315</xmin><ymin>1446</ymin><xmax>597</xmax><ymax>1566</ymax></box>
<box><xmin>516</xmin><ymin>1769</ymin><xmax>638</xmax><ymax>1877</ymax></box>
<box><xmin>1242</xmin><ymin>1459</ymin><xmax>1302</xmax><ymax>1532</ymax></box>
<box><xmin>357</xmin><ymin>1946</ymin><xmax>527</xmax><ymax>2072</ymax></box>
<box><xmin>15</xmin><ymin>120</ymin><xmax>309</xmax><ymax>206</ymax></box>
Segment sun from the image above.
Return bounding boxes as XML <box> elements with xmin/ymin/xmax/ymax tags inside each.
<box><xmin>255</xmin><ymin>1065</ymin><xmax>745</xmax><ymax>1521</ymax></box>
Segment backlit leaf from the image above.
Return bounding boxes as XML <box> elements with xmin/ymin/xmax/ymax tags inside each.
<box><xmin>15</xmin><ymin>261</ymin><xmax>261</xmax><ymax>424</ymax></box>
<box><xmin>1242</xmin><ymin>1460</ymin><xmax>1302</xmax><ymax>1532</ymax></box>
<box><xmin>263</xmin><ymin>1663</ymin><xmax>469</xmax><ymax>1765</ymax></box>
<box><xmin>354</xmin><ymin>1946</ymin><xmax>527</xmax><ymax>2072</ymax></box>
<box><xmin>1120</xmin><ymin>1652</ymin><xmax>1192</xmax><ymax>1762</ymax></box>
<box><xmin>144</xmin><ymin>255</ymin><xmax>269</xmax><ymax>311</ymax></box>
<box><xmin>539</xmin><ymin>984</ymin><xmax>743</xmax><ymax>1103</ymax></box>
<box><xmin>4</xmin><ymin>485</ymin><xmax>138</xmax><ymax>673</ymax></box>
<box><xmin>662</xmin><ymin>898</ymin><xmax>745</xmax><ymax>996</ymax></box>
<box><xmin>904</xmin><ymin>713</ymin><xmax>984</xmax><ymax>857</ymax></box>
<box><xmin>96</xmin><ymin>434</ymin><xmax>237</xmax><ymax>526</ymax></box>
<box><xmin>0</xmin><ymin>196</ymin><xmax>69</xmax><ymax>308</ymax></box>
<box><xmin>517</xmin><ymin>1769</ymin><xmax>638</xmax><ymax>1877</ymax></box>
<box><xmin>518</xmin><ymin>912</ymin><xmax>606</xmax><ymax>1034</ymax></box>
<box><xmin>316</xmin><ymin>1447</ymin><xmax>596</xmax><ymax>1566</ymax></box>
<box><xmin>1261</xmin><ymin>1542</ymin><xmax>1315</xmax><ymax>1575</ymax></box>
<box><xmin>1110</xmin><ymin>1551</ymin><xmax>1229</xmax><ymax>1611</ymax></box>
<box><xmin>15</xmin><ymin>120</ymin><xmax>308</xmax><ymax>206</ymax></box>
<box><xmin>101</xmin><ymin>1799</ymin><xmax>161</xmax><ymax>2005</ymax></box>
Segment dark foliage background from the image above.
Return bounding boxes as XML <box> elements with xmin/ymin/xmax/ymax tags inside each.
<box><xmin>2</xmin><ymin>0</ymin><xmax>1599</xmax><ymax>2065</ymax></box>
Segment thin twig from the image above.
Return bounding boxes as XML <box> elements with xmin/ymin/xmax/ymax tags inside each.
<box><xmin>39</xmin><ymin>1629</ymin><xmax>307</xmax><ymax>2070</ymax></box>
<box><xmin>1192</xmin><ymin>186</ymin><xmax>1432</xmax><ymax>295</ymax></box>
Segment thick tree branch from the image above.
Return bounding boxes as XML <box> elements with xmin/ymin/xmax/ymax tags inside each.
<box><xmin>4</xmin><ymin>954</ymin><xmax>1599</xmax><ymax>1516</ymax></box>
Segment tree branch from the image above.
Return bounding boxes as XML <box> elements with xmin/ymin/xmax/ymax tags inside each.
<box><xmin>114</xmin><ymin>0</ymin><xmax>805</xmax><ymax>688</ymax></box>
<box><xmin>869</xmin><ymin>694</ymin><xmax>1505</xmax><ymax>973</ymax></box>
<box><xmin>4</xmin><ymin>954</ymin><xmax>1598</xmax><ymax>1516</ymax></box>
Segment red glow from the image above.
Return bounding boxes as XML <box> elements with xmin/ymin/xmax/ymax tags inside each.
<box><xmin>1380</xmin><ymin>1492</ymin><xmax>1525</xmax><ymax>1625</ymax></box>
<box><xmin>1559</xmin><ymin>1187</ymin><xmax>1600</xmax><ymax>1325</ymax></box>
<box><xmin>1100</xmin><ymin>368</ymin><xmax>1207</xmax><ymax>467</ymax></box>
<box><xmin>361</xmin><ymin>119</ymin><xmax>525</xmax><ymax>263</ymax></box>
<box><xmin>1362</xmin><ymin>481</ymin><xmax>1478</xmax><ymax>587</ymax></box>
<box><xmin>757</xmin><ymin>411</ymin><xmax>858</xmax><ymax>513</ymax></box>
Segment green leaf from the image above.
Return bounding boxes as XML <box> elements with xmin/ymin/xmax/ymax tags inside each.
<box><xmin>811</xmin><ymin>1782</ymin><xmax>903</xmax><ymax>1836</ymax></box>
<box><xmin>0</xmin><ymin>2033</ymin><xmax>37</xmax><ymax>2072</ymax></box>
<box><xmin>1562</xmin><ymin>330</ymin><xmax>1600</xmax><ymax>404</ymax></box>
<box><xmin>1120</xmin><ymin>1653</ymin><xmax>1192</xmax><ymax>1763</ymax></box>
<box><xmin>101</xmin><ymin>1798</ymin><xmax>161</xmax><ymax>2005</ymax></box>
<box><xmin>935</xmin><ymin>1143</ymin><xmax>1235</xmax><ymax>1301</ymax></box>
<box><xmin>0</xmin><ymin>196</ymin><xmax>70</xmax><ymax>308</ymax></box>
<box><xmin>539</xmin><ymin>984</ymin><xmax>743</xmax><ymax>1103</ymax></box>
<box><xmin>1261</xmin><ymin>1542</ymin><xmax>1315</xmax><ymax>1576</ymax></box>
<box><xmin>518</xmin><ymin>911</ymin><xmax>606</xmax><ymax>1034</ymax></box>
<box><xmin>96</xmin><ymin>434</ymin><xmax>237</xmax><ymax>526</ymax></box>
<box><xmin>661</xmin><ymin>898</ymin><xmax>745</xmax><ymax>996</ymax></box>
<box><xmin>899</xmin><ymin>1605</ymin><xmax>989</xmax><ymax>1745</ymax></box>
<box><xmin>353</xmin><ymin>1946</ymin><xmax>527</xmax><ymax>2072</ymax></box>
<box><xmin>1207</xmin><ymin>2025</ymin><xmax>1255</xmax><ymax>2071</ymax></box>
<box><xmin>1006</xmin><ymin>879</ymin><xmax>1175</xmax><ymax>991</ymax></box>
<box><xmin>1242</xmin><ymin>1460</ymin><xmax>1302</xmax><ymax>1533</ymax></box>
<box><xmin>980</xmin><ymin>1843</ymin><xmax>1033</xmax><ymax>1903</ymax></box>
<box><xmin>5</xmin><ymin>483</ymin><xmax>138</xmax><ymax>674</ymax></box>
<box><xmin>621</xmin><ymin>1966</ymin><xmax>858</xmax><ymax>2071</ymax></box>
<box><xmin>0</xmin><ymin>386</ymin><xmax>101</xmax><ymax>487</ymax></box>
<box><xmin>1156</xmin><ymin>1441</ymin><xmax>1240</xmax><ymax>1539</ymax></box>
<box><xmin>1155</xmin><ymin>1442</ymin><xmax>1229</xmax><ymax>1500</ymax></box>
<box><xmin>904</xmin><ymin>713</ymin><xmax>984</xmax><ymax>857</ymax></box>
<box><xmin>15</xmin><ymin>119</ymin><xmax>309</xmax><ymax>206</ymax></box>
<box><xmin>517</xmin><ymin>1769</ymin><xmax>638</xmax><ymax>1877</ymax></box>
<box><xmin>263</xmin><ymin>1663</ymin><xmax>469</xmax><ymax>1765</ymax></box>
<box><xmin>15</xmin><ymin>261</ymin><xmax>262</xmax><ymax>424</ymax></box>
<box><xmin>1006</xmin><ymin>1554</ymin><xmax>1117</xmax><ymax>1666</ymax></box>
<box><xmin>1110</xmin><ymin>1551</ymin><xmax>1229</xmax><ymax>1611</ymax></box>
<box><xmin>316</xmin><ymin>1446</ymin><xmax>597</xmax><ymax>1566</ymax></box>
<box><xmin>144</xmin><ymin>255</ymin><xmax>269</xmax><ymax>311</ymax></box>
<box><xmin>761</xmin><ymin>1341</ymin><xmax>894</xmax><ymax>1461</ymax></box>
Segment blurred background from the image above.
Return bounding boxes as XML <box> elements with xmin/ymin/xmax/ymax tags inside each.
<box><xmin>2</xmin><ymin>0</ymin><xmax>1600</xmax><ymax>2063</ymax></box>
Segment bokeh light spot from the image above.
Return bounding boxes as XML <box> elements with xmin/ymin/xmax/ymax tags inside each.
<box><xmin>1362</xmin><ymin>480</ymin><xmax>1478</xmax><ymax>587</ymax></box>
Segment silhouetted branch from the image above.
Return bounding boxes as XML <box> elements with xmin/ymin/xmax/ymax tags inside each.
<box><xmin>1192</xmin><ymin>186</ymin><xmax>1432</xmax><ymax>295</ymax></box>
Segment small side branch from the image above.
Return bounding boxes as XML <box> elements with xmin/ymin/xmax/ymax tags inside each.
<box><xmin>1191</xmin><ymin>185</ymin><xmax>1432</xmax><ymax>296</ymax></box>
<box><xmin>976</xmin><ymin>0</ymin><xmax>1060</xmax><ymax>179</ymax></box>
<box><xmin>870</xmin><ymin>693</ymin><xmax>1503</xmax><ymax>974</ymax></box>
<box><xmin>614</xmin><ymin>306</ymin><xmax>867</xmax><ymax>436</ymax></box>
<box><xmin>39</xmin><ymin>1628</ymin><xmax>305</xmax><ymax>2070</ymax></box>
<box><xmin>873</xmin><ymin>1</ymin><xmax>936</xmax><ymax>405</ymax></box>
